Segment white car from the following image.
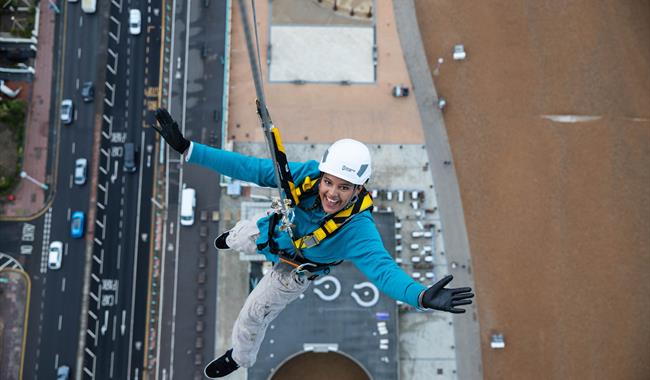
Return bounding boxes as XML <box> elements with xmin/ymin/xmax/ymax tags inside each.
<box><xmin>60</xmin><ymin>99</ymin><xmax>74</xmax><ymax>125</ymax></box>
<box><xmin>129</xmin><ymin>9</ymin><xmax>141</xmax><ymax>35</ymax></box>
<box><xmin>48</xmin><ymin>241</ymin><xmax>63</xmax><ymax>270</ymax></box>
<box><xmin>74</xmin><ymin>158</ymin><xmax>88</xmax><ymax>186</ymax></box>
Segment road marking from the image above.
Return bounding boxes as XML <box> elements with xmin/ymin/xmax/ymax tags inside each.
<box><xmin>78</xmin><ymin>47</ymin><xmax>81</xmax><ymax>59</ymax></box>
<box><xmin>85</xmin><ymin>347</ymin><xmax>96</xmax><ymax>358</ymax></box>
<box><xmin>102</xmin><ymin>114</ymin><xmax>113</xmax><ymax>139</ymax></box>
<box><xmin>105</xmin><ymin>82</ymin><xmax>115</xmax><ymax>107</ymax></box>
<box><xmin>109</xmin><ymin>16</ymin><xmax>121</xmax><ymax>42</ymax></box>
<box><xmin>111</xmin><ymin>0</ymin><xmax>122</xmax><ymax>12</ymax></box>
<box><xmin>61</xmin><ymin>277</ymin><xmax>66</xmax><ymax>292</ymax></box>
<box><xmin>75</xmin><ymin>77</ymin><xmax>80</xmax><ymax>90</ymax></box>
<box><xmin>111</xmin><ymin>160</ymin><xmax>119</xmax><ymax>183</ymax></box>
<box><xmin>110</xmin><ymin>351</ymin><xmax>115</xmax><ymax>378</ymax></box>
<box><xmin>116</xmin><ymin>244</ymin><xmax>122</xmax><ymax>270</ymax></box>
<box><xmin>100</xmin><ymin>248</ymin><xmax>105</xmax><ymax>274</ymax></box>
<box><xmin>91</xmin><ymin>273</ymin><xmax>100</xmax><ymax>283</ymax></box>
<box><xmin>97</xmin><ymin>202</ymin><xmax>105</xmax><ymax>210</ymax></box>
<box><xmin>67</xmin><ymin>208</ymin><xmax>71</xmax><ymax>221</ymax></box>
<box><xmin>79</xmin><ymin>15</ymin><xmax>83</xmax><ymax>27</ymax></box>
<box><xmin>40</xmin><ymin>208</ymin><xmax>53</xmax><ymax>274</ymax></box>
<box><xmin>94</xmin><ymin>319</ymin><xmax>99</xmax><ymax>346</ymax></box>
<box><xmin>101</xmin><ymin>310</ymin><xmax>109</xmax><ymax>335</ymax></box>
<box><xmin>55</xmin><ymin>353</ymin><xmax>59</xmax><ymax>368</ymax></box>
<box><xmin>88</xmin><ymin>309</ymin><xmax>97</xmax><ymax>320</ymax></box>
<box><xmin>107</xmin><ymin>48</ymin><xmax>118</xmax><ymax>74</ymax></box>
<box><xmin>112</xmin><ymin>314</ymin><xmax>117</xmax><ymax>340</ymax></box>
<box><xmin>121</xmin><ymin>309</ymin><xmax>126</xmax><ymax>336</ymax></box>
<box><xmin>58</xmin><ymin>314</ymin><xmax>62</xmax><ymax>330</ymax></box>
<box><xmin>72</xmin><ymin>142</ymin><xmax>76</xmax><ymax>154</ymax></box>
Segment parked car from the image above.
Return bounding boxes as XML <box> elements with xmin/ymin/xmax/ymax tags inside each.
<box><xmin>60</xmin><ymin>99</ymin><xmax>74</xmax><ymax>125</ymax></box>
<box><xmin>129</xmin><ymin>9</ymin><xmax>141</xmax><ymax>35</ymax></box>
<box><xmin>392</xmin><ymin>85</ymin><xmax>410</xmax><ymax>97</ymax></box>
<box><xmin>81</xmin><ymin>81</ymin><xmax>94</xmax><ymax>102</ymax></box>
<box><xmin>48</xmin><ymin>241</ymin><xmax>63</xmax><ymax>270</ymax></box>
<box><xmin>70</xmin><ymin>211</ymin><xmax>85</xmax><ymax>239</ymax></box>
<box><xmin>74</xmin><ymin>158</ymin><xmax>87</xmax><ymax>185</ymax></box>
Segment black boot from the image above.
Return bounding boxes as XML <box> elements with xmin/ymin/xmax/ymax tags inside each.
<box><xmin>204</xmin><ymin>348</ymin><xmax>239</xmax><ymax>378</ymax></box>
<box><xmin>214</xmin><ymin>231</ymin><xmax>230</xmax><ymax>250</ymax></box>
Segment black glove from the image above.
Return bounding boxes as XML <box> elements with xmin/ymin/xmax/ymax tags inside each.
<box><xmin>420</xmin><ymin>275</ymin><xmax>474</xmax><ymax>313</ymax></box>
<box><xmin>153</xmin><ymin>108</ymin><xmax>190</xmax><ymax>154</ymax></box>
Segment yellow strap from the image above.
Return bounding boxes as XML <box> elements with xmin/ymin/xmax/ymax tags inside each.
<box><xmin>294</xmin><ymin>192</ymin><xmax>373</xmax><ymax>249</ymax></box>
<box><xmin>290</xmin><ymin>176</ymin><xmax>319</xmax><ymax>206</ymax></box>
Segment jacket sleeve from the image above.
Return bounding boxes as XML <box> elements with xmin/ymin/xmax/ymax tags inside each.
<box><xmin>187</xmin><ymin>142</ymin><xmax>317</xmax><ymax>188</ymax></box>
<box><xmin>345</xmin><ymin>220</ymin><xmax>426</xmax><ymax>308</ymax></box>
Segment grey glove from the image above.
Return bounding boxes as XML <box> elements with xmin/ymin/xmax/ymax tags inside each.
<box><xmin>420</xmin><ymin>275</ymin><xmax>474</xmax><ymax>313</ymax></box>
<box><xmin>153</xmin><ymin>108</ymin><xmax>190</xmax><ymax>154</ymax></box>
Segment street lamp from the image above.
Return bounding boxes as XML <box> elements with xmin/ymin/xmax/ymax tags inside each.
<box><xmin>20</xmin><ymin>171</ymin><xmax>49</xmax><ymax>190</ymax></box>
<box><xmin>48</xmin><ymin>0</ymin><xmax>61</xmax><ymax>13</ymax></box>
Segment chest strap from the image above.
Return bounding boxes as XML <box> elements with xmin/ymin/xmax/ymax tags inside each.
<box><xmin>293</xmin><ymin>190</ymin><xmax>373</xmax><ymax>249</ymax></box>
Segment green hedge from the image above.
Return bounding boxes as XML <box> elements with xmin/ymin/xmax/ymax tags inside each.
<box><xmin>0</xmin><ymin>100</ymin><xmax>26</xmax><ymax>193</ymax></box>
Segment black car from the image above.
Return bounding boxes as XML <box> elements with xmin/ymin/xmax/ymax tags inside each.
<box><xmin>123</xmin><ymin>142</ymin><xmax>137</xmax><ymax>173</ymax></box>
<box><xmin>81</xmin><ymin>81</ymin><xmax>94</xmax><ymax>102</ymax></box>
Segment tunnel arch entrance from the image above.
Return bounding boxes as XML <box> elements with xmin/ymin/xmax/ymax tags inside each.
<box><xmin>269</xmin><ymin>350</ymin><xmax>372</xmax><ymax>380</ymax></box>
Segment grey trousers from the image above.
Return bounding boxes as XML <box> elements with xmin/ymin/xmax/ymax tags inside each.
<box><xmin>225</xmin><ymin>219</ymin><xmax>311</xmax><ymax>368</ymax></box>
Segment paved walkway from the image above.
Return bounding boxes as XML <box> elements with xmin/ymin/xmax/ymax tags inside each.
<box><xmin>0</xmin><ymin>2</ymin><xmax>56</xmax><ymax>220</ymax></box>
<box><xmin>392</xmin><ymin>1</ymin><xmax>482</xmax><ymax>379</ymax></box>
<box><xmin>0</xmin><ymin>269</ymin><xmax>30</xmax><ymax>380</ymax></box>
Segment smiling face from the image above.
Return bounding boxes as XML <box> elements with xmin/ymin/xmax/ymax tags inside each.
<box><xmin>318</xmin><ymin>173</ymin><xmax>363</xmax><ymax>214</ymax></box>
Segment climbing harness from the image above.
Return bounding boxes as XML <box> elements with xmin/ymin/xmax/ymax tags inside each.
<box><xmin>256</xmin><ymin>175</ymin><xmax>374</xmax><ymax>279</ymax></box>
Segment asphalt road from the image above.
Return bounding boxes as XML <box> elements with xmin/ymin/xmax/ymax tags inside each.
<box><xmin>78</xmin><ymin>0</ymin><xmax>161</xmax><ymax>379</ymax></box>
<box><xmin>155</xmin><ymin>0</ymin><xmax>227</xmax><ymax>379</ymax></box>
<box><xmin>13</xmin><ymin>3</ymin><xmax>106</xmax><ymax>380</ymax></box>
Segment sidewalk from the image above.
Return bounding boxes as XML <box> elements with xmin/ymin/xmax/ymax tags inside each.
<box><xmin>0</xmin><ymin>269</ymin><xmax>30</xmax><ymax>380</ymax></box>
<box><xmin>0</xmin><ymin>1</ymin><xmax>56</xmax><ymax>220</ymax></box>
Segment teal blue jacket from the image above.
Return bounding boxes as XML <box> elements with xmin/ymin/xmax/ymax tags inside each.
<box><xmin>188</xmin><ymin>142</ymin><xmax>426</xmax><ymax>308</ymax></box>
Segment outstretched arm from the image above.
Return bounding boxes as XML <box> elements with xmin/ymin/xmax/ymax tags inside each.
<box><xmin>153</xmin><ymin>108</ymin><xmax>318</xmax><ymax>188</ymax></box>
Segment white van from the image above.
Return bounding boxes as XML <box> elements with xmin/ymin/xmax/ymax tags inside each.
<box><xmin>180</xmin><ymin>188</ymin><xmax>196</xmax><ymax>226</ymax></box>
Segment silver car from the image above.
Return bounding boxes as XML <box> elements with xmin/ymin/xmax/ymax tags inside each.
<box><xmin>60</xmin><ymin>99</ymin><xmax>74</xmax><ymax>125</ymax></box>
<box><xmin>74</xmin><ymin>158</ymin><xmax>87</xmax><ymax>186</ymax></box>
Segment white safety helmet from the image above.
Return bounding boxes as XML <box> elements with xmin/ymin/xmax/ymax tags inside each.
<box><xmin>318</xmin><ymin>139</ymin><xmax>372</xmax><ymax>185</ymax></box>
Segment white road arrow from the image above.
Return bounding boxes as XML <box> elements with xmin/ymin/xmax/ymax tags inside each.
<box><xmin>121</xmin><ymin>309</ymin><xmax>126</xmax><ymax>336</ymax></box>
<box><xmin>100</xmin><ymin>310</ymin><xmax>109</xmax><ymax>335</ymax></box>
<box><xmin>110</xmin><ymin>160</ymin><xmax>118</xmax><ymax>183</ymax></box>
